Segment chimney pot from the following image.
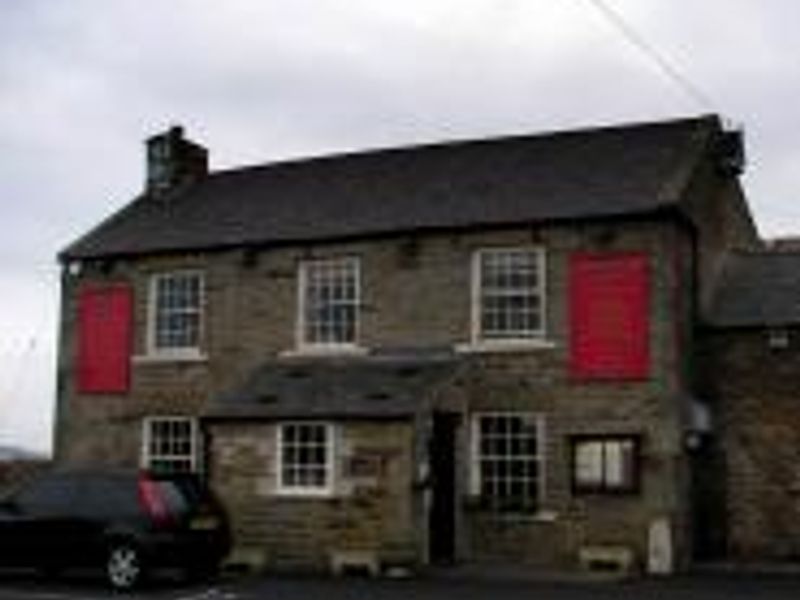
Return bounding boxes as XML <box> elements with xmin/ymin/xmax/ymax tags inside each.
<box><xmin>715</xmin><ymin>128</ymin><xmax>746</xmax><ymax>176</ymax></box>
<box><xmin>146</xmin><ymin>125</ymin><xmax>208</xmax><ymax>195</ymax></box>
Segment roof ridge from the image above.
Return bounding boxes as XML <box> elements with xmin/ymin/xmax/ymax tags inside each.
<box><xmin>207</xmin><ymin>113</ymin><xmax>718</xmax><ymax>179</ymax></box>
<box><xmin>61</xmin><ymin>113</ymin><xmax>725</xmax><ymax>261</ymax></box>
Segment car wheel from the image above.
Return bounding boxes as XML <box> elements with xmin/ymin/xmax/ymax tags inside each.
<box><xmin>106</xmin><ymin>542</ymin><xmax>144</xmax><ymax>591</ymax></box>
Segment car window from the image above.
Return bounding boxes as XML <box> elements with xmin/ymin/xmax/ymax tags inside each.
<box><xmin>15</xmin><ymin>474</ymin><xmax>80</xmax><ymax>517</ymax></box>
<box><xmin>77</xmin><ymin>475</ymin><xmax>140</xmax><ymax>519</ymax></box>
<box><xmin>155</xmin><ymin>481</ymin><xmax>190</xmax><ymax>517</ymax></box>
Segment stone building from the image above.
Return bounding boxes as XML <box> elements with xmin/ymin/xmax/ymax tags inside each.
<box><xmin>56</xmin><ymin>114</ymin><xmax>785</xmax><ymax>573</ymax></box>
<box><xmin>700</xmin><ymin>251</ymin><xmax>800</xmax><ymax>561</ymax></box>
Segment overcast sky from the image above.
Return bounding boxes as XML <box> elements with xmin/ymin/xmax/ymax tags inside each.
<box><xmin>2</xmin><ymin>0</ymin><xmax>800</xmax><ymax>453</ymax></box>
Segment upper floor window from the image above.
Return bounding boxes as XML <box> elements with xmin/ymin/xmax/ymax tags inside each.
<box><xmin>141</xmin><ymin>416</ymin><xmax>198</xmax><ymax>474</ymax></box>
<box><xmin>473</xmin><ymin>248</ymin><xmax>545</xmax><ymax>343</ymax></box>
<box><xmin>298</xmin><ymin>257</ymin><xmax>360</xmax><ymax>348</ymax></box>
<box><xmin>148</xmin><ymin>271</ymin><xmax>204</xmax><ymax>355</ymax></box>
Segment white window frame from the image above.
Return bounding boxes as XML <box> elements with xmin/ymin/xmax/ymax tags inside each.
<box><xmin>470</xmin><ymin>412</ymin><xmax>546</xmax><ymax>512</ymax></box>
<box><xmin>146</xmin><ymin>270</ymin><xmax>205</xmax><ymax>359</ymax></box>
<box><xmin>470</xmin><ymin>247</ymin><xmax>547</xmax><ymax>346</ymax></box>
<box><xmin>276</xmin><ymin>422</ymin><xmax>335</xmax><ymax>497</ymax></box>
<box><xmin>140</xmin><ymin>416</ymin><xmax>199</xmax><ymax>473</ymax></box>
<box><xmin>572</xmin><ymin>436</ymin><xmax>639</xmax><ymax>494</ymax></box>
<box><xmin>296</xmin><ymin>257</ymin><xmax>361</xmax><ymax>352</ymax></box>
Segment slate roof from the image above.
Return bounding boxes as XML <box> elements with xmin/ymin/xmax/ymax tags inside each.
<box><xmin>205</xmin><ymin>348</ymin><xmax>460</xmax><ymax>420</ymax></box>
<box><xmin>709</xmin><ymin>252</ymin><xmax>800</xmax><ymax>327</ymax></box>
<box><xmin>61</xmin><ymin>115</ymin><xmax>721</xmax><ymax>260</ymax></box>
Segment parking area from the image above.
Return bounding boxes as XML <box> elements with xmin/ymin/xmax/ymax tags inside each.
<box><xmin>4</xmin><ymin>571</ymin><xmax>800</xmax><ymax>600</ymax></box>
<box><xmin>0</xmin><ymin>571</ymin><xmax>238</xmax><ymax>600</ymax></box>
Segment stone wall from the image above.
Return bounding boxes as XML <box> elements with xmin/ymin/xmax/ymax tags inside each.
<box><xmin>208</xmin><ymin>421</ymin><xmax>418</xmax><ymax>571</ymax></box>
<box><xmin>55</xmin><ymin>217</ymin><xmax>697</xmax><ymax>570</ymax></box>
<box><xmin>438</xmin><ymin>353</ymin><xmax>689</xmax><ymax>569</ymax></box>
<box><xmin>677</xmin><ymin>152</ymin><xmax>760</xmax><ymax>315</ymax></box>
<box><xmin>702</xmin><ymin>328</ymin><xmax>800</xmax><ymax>560</ymax></box>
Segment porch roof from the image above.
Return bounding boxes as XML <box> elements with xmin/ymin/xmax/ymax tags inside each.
<box><xmin>205</xmin><ymin>347</ymin><xmax>460</xmax><ymax>421</ymax></box>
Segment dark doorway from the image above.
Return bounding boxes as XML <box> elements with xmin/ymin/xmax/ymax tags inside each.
<box><xmin>691</xmin><ymin>437</ymin><xmax>728</xmax><ymax>560</ymax></box>
<box><xmin>429</xmin><ymin>412</ymin><xmax>458</xmax><ymax>564</ymax></box>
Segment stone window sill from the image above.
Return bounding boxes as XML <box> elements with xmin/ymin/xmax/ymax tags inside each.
<box><xmin>132</xmin><ymin>351</ymin><xmax>209</xmax><ymax>365</ymax></box>
<box><xmin>485</xmin><ymin>510</ymin><xmax>558</xmax><ymax>523</ymax></box>
<box><xmin>279</xmin><ymin>346</ymin><xmax>370</xmax><ymax>359</ymax></box>
<box><xmin>454</xmin><ymin>339</ymin><xmax>557</xmax><ymax>354</ymax></box>
<box><xmin>273</xmin><ymin>487</ymin><xmax>336</xmax><ymax>498</ymax></box>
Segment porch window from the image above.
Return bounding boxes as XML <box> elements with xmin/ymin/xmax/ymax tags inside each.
<box><xmin>141</xmin><ymin>416</ymin><xmax>198</xmax><ymax>473</ymax></box>
<box><xmin>298</xmin><ymin>258</ymin><xmax>360</xmax><ymax>348</ymax></box>
<box><xmin>571</xmin><ymin>436</ymin><xmax>639</xmax><ymax>494</ymax></box>
<box><xmin>472</xmin><ymin>413</ymin><xmax>544</xmax><ymax>512</ymax></box>
<box><xmin>473</xmin><ymin>248</ymin><xmax>545</xmax><ymax>343</ymax></box>
<box><xmin>277</xmin><ymin>423</ymin><xmax>334</xmax><ymax>495</ymax></box>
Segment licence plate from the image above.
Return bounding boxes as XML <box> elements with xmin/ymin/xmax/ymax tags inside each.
<box><xmin>190</xmin><ymin>516</ymin><xmax>219</xmax><ymax>530</ymax></box>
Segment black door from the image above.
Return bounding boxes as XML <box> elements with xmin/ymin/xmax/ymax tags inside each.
<box><xmin>429</xmin><ymin>412</ymin><xmax>458</xmax><ymax>564</ymax></box>
<box><xmin>691</xmin><ymin>439</ymin><xmax>727</xmax><ymax>559</ymax></box>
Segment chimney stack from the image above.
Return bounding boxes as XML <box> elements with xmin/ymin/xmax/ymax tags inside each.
<box><xmin>145</xmin><ymin>125</ymin><xmax>208</xmax><ymax>195</ymax></box>
<box><xmin>715</xmin><ymin>128</ymin><xmax>745</xmax><ymax>176</ymax></box>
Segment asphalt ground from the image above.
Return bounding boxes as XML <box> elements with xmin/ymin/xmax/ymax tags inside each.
<box><xmin>3</xmin><ymin>570</ymin><xmax>800</xmax><ymax>600</ymax></box>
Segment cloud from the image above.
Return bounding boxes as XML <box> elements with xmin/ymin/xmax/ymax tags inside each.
<box><xmin>2</xmin><ymin>0</ymin><xmax>800</xmax><ymax>451</ymax></box>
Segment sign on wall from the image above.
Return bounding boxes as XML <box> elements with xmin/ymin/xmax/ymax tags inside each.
<box><xmin>569</xmin><ymin>253</ymin><xmax>650</xmax><ymax>380</ymax></box>
<box><xmin>77</xmin><ymin>283</ymin><xmax>133</xmax><ymax>393</ymax></box>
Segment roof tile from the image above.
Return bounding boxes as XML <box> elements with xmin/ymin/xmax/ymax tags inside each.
<box><xmin>62</xmin><ymin>115</ymin><xmax>719</xmax><ymax>259</ymax></box>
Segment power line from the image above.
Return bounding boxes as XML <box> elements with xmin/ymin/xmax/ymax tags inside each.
<box><xmin>585</xmin><ymin>0</ymin><xmax>718</xmax><ymax>112</ymax></box>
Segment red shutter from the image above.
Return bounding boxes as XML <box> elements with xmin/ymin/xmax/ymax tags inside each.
<box><xmin>569</xmin><ymin>253</ymin><xmax>650</xmax><ymax>380</ymax></box>
<box><xmin>77</xmin><ymin>283</ymin><xmax>133</xmax><ymax>393</ymax></box>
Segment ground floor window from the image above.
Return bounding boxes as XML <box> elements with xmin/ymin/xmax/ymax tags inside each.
<box><xmin>472</xmin><ymin>413</ymin><xmax>544</xmax><ymax>512</ymax></box>
<box><xmin>141</xmin><ymin>416</ymin><xmax>198</xmax><ymax>473</ymax></box>
<box><xmin>571</xmin><ymin>435</ymin><xmax>639</xmax><ymax>494</ymax></box>
<box><xmin>277</xmin><ymin>422</ymin><xmax>334</xmax><ymax>495</ymax></box>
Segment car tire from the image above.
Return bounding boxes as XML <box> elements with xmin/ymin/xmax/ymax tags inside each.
<box><xmin>106</xmin><ymin>541</ymin><xmax>145</xmax><ymax>591</ymax></box>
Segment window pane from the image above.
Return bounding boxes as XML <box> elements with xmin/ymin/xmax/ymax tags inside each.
<box><xmin>620</xmin><ymin>440</ymin><xmax>636</xmax><ymax>488</ymax></box>
<box><xmin>573</xmin><ymin>437</ymin><xmax>638</xmax><ymax>492</ymax></box>
<box><xmin>153</xmin><ymin>273</ymin><xmax>202</xmax><ymax>351</ymax></box>
<box><xmin>302</xmin><ymin>259</ymin><xmax>359</xmax><ymax>345</ymax></box>
<box><xmin>478</xmin><ymin>250</ymin><xmax>542</xmax><ymax>340</ymax></box>
<box><xmin>280</xmin><ymin>423</ymin><xmax>331</xmax><ymax>492</ymax></box>
<box><xmin>476</xmin><ymin>414</ymin><xmax>541</xmax><ymax>512</ymax></box>
<box><xmin>283</xmin><ymin>466</ymin><xmax>299</xmax><ymax>487</ymax></box>
<box><xmin>145</xmin><ymin>418</ymin><xmax>195</xmax><ymax>474</ymax></box>
<box><xmin>575</xmin><ymin>441</ymin><xmax>604</xmax><ymax>485</ymax></box>
<box><xmin>604</xmin><ymin>441</ymin><xmax>624</xmax><ymax>486</ymax></box>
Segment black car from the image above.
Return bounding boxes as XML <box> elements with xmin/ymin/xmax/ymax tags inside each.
<box><xmin>0</xmin><ymin>469</ymin><xmax>230</xmax><ymax>590</ymax></box>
